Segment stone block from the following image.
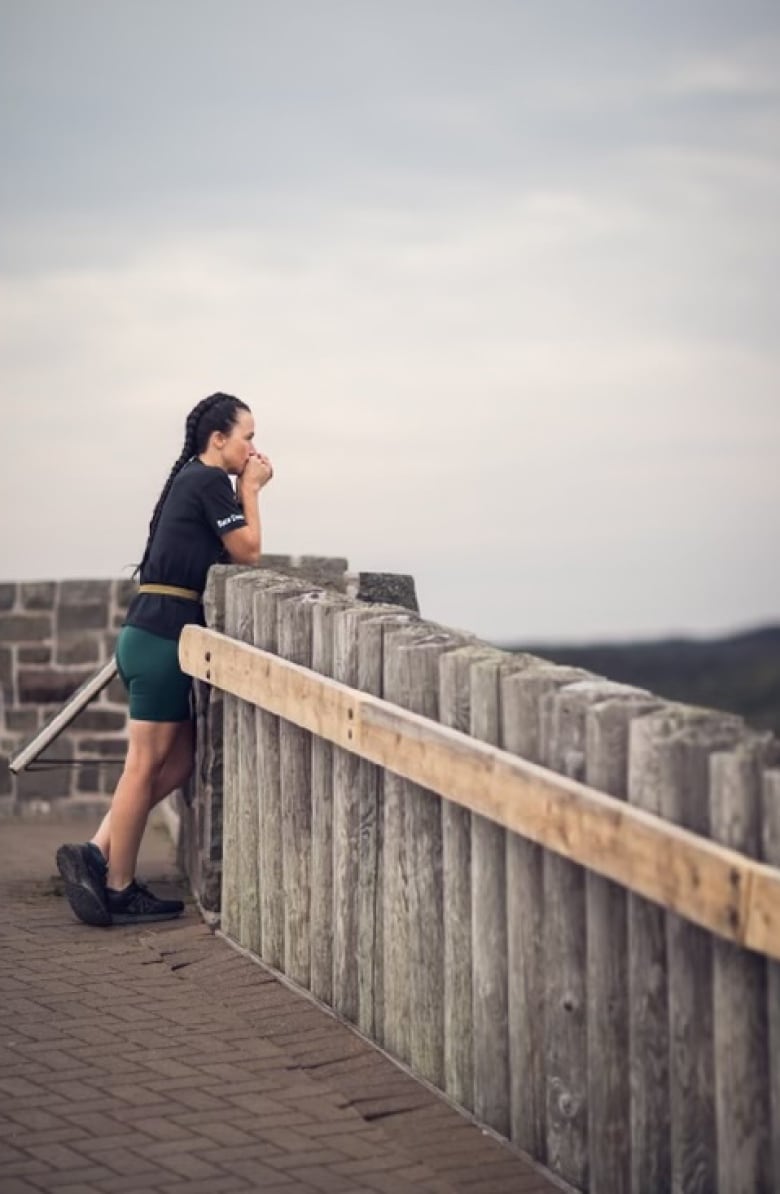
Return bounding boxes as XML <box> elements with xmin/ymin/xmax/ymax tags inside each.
<box><xmin>256</xmin><ymin>554</ymin><xmax>293</xmax><ymax>571</ymax></box>
<box><xmin>100</xmin><ymin>762</ymin><xmax>123</xmax><ymax>792</ymax></box>
<box><xmin>16</xmin><ymin>740</ymin><xmax>73</xmax><ymax>800</ymax></box>
<box><xmin>114</xmin><ymin>578</ymin><xmax>138</xmax><ymax>608</ymax></box>
<box><xmin>106</xmin><ymin>676</ymin><xmax>128</xmax><ymax>704</ymax></box>
<box><xmin>4</xmin><ymin>709</ymin><xmax>38</xmax><ymax>733</ymax></box>
<box><xmin>72</xmin><ymin>708</ymin><xmax>127</xmax><ymax>733</ymax></box>
<box><xmin>18</xmin><ymin>646</ymin><xmax>51</xmax><ymax>664</ymax></box>
<box><xmin>78</xmin><ymin>737</ymin><xmax>128</xmax><ymax>756</ymax></box>
<box><xmin>17</xmin><ymin>766</ymin><xmax>73</xmax><ymax>801</ymax></box>
<box><xmin>58</xmin><ymin>603</ymin><xmax>109</xmax><ymax>633</ymax></box>
<box><xmin>298</xmin><ymin>554</ymin><xmax>350</xmax><ymax>578</ymax></box>
<box><xmin>0</xmin><ymin>614</ymin><xmax>52</xmax><ymax>643</ymax></box>
<box><xmin>0</xmin><ymin>584</ymin><xmax>16</xmax><ymax>611</ymax></box>
<box><xmin>355</xmin><ymin>571</ymin><xmax>419</xmax><ymax>612</ymax></box>
<box><xmin>77</xmin><ymin>765</ymin><xmax>101</xmax><ymax>792</ymax></box>
<box><xmin>56</xmin><ymin>638</ymin><xmax>100</xmax><ymax>666</ymax></box>
<box><xmin>17</xmin><ymin>668</ymin><xmax>95</xmax><ymax>704</ymax></box>
<box><xmin>60</xmin><ymin>579</ymin><xmax>111</xmax><ymax>605</ymax></box>
<box><xmin>21</xmin><ymin>582</ymin><xmax>56</xmax><ymax>610</ymax></box>
<box><xmin>0</xmin><ymin>646</ymin><xmax>12</xmax><ymax>692</ymax></box>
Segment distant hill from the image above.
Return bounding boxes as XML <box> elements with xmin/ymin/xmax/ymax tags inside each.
<box><xmin>502</xmin><ymin>624</ymin><xmax>780</xmax><ymax>737</ymax></box>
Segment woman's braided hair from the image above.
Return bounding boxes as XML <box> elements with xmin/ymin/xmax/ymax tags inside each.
<box><xmin>134</xmin><ymin>392</ymin><xmax>250</xmax><ymax>578</ymax></box>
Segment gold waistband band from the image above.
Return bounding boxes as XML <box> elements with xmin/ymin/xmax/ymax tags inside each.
<box><xmin>137</xmin><ymin>584</ymin><xmax>201</xmax><ymax>601</ymax></box>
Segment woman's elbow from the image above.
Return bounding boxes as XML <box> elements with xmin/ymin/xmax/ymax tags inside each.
<box><xmin>224</xmin><ymin>530</ymin><xmax>261</xmax><ymax>566</ymax></box>
<box><xmin>229</xmin><ymin>544</ymin><xmax>261</xmax><ymax>566</ymax></box>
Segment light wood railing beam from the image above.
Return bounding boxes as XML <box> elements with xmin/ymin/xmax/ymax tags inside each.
<box><xmin>180</xmin><ymin>625</ymin><xmax>780</xmax><ymax>962</ymax></box>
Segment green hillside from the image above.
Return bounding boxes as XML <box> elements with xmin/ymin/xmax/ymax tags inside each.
<box><xmin>503</xmin><ymin>624</ymin><xmax>780</xmax><ymax>737</ymax></box>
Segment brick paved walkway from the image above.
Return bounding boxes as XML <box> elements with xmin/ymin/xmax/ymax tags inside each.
<box><xmin>0</xmin><ymin>816</ymin><xmax>570</xmax><ymax>1194</ymax></box>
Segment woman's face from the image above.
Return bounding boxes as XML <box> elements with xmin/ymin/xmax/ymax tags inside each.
<box><xmin>219</xmin><ymin>409</ymin><xmax>256</xmax><ymax>475</ymax></box>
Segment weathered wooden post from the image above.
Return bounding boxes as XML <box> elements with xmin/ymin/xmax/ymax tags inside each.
<box><xmin>439</xmin><ymin>645</ymin><xmax>504</xmax><ymax>1113</ymax></box>
<box><xmin>198</xmin><ymin>565</ymin><xmax>231</xmax><ymax>912</ymax></box>
<box><xmin>234</xmin><ymin>570</ymin><xmax>266</xmax><ymax>952</ymax></box>
<box><xmin>711</xmin><ymin>736</ymin><xmax>775</xmax><ymax>1193</ymax></box>
<box><xmin>309</xmin><ymin>592</ymin><xmax>349</xmax><ymax>1004</ymax></box>
<box><xmin>661</xmin><ymin>710</ymin><xmax>744</xmax><ymax>1194</ymax></box>
<box><xmin>355</xmin><ymin>608</ymin><xmax>419</xmax><ymax>1041</ymax></box>
<box><xmin>542</xmin><ymin>677</ymin><xmax>647</xmax><ymax>1189</ymax></box>
<box><xmin>499</xmin><ymin>662</ymin><xmax>588</xmax><ymax>1160</ymax></box>
<box><xmin>764</xmin><ymin>768</ymin><xmax>780</xmax><ymax>1188</ymax></box>
<box><xmin>252</xmin><ymin>576</ymin><xmax>311</xmax><ymax>968</ymax></box>
<box><xmin>628</xmin><ymin>706</ymin><xmax>743</xmax><ymax>1194</ymax></box>
<box><xmin>222</xmin><ymin>570</ymin><xmax>263</xmax><ymax>939</ymax></box>
<box><xmin>331</xmin><ymin>604</ymin><xmax>379</xmax><ymax>1022</ymax></box>
<box><xmin>277</xmin><ymin>589</ymin><xmax>323</xmax><ymax>987</ymax></box>
<box><xmin>470</xmin><ymin>652</ymin><xmax>536</xmax><ymax>1135</ymax></box>
<box><xmin>382</xmin><ymin>624</ymin><xmax>463</xmax><ymax>1075</ymax></box>
<box><xmin>626</xmin><ymin>708</ymin><xmax>673</xmax><ymax>1193</ymax></box>
<box><xmin>584</xmin><ymin>691</ymin><xmax>662</xmax><ymax>1194</ymax></box>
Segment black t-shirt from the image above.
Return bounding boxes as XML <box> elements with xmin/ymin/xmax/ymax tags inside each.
<box><xmin>123</xmin><ymin>459</ymin><xmax>247</xmax><ymax>641</ymax></box>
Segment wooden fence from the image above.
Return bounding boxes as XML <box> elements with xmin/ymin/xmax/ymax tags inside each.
<box><xmin>180</xmin><ymin>567</ymin><xmax>780</xmax><ymax>1194</ymax></box>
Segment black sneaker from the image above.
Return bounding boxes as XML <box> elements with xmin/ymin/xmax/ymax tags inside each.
<box><xmin>56</xmin><ymin>842</ymin><xmax>110</xmax><ymax>927</ymax></box>
<box><xmin>106</xmin><ymin>880</ymin><xmax>184</xmax><ymax>924</ymax></box>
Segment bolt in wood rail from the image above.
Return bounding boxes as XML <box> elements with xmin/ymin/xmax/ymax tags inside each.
<box><xmin>180</xmin><ymin>624</ymin><xmax>780</xmax><ymax>963</ymax></box>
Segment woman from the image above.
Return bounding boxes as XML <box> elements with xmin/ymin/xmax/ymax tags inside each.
<box><xmin>56</xmin><ymin>392</ymin><xmax>274</xmax><ymax>926</ymax></box>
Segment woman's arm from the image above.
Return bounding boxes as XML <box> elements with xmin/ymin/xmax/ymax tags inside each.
<box><xmin>222</xmin><ymin>454</ymin><xmax>273</xmax><ymax>565</ymax></box>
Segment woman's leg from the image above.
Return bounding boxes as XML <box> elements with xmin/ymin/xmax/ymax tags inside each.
<box><xmin>104</xmin><ymin>718</ymin><xmax>190</xmax><ymax>891</ymax></box>
<box><xmin>91</xmin><ymin>719</ymin><xmax>194</xmax><ymax>862</ymax></box>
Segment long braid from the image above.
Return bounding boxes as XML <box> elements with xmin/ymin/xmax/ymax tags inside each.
<box><xmin>134</xmin><ymin>392</ymin><xmax>250</xmax><ymax>579</ymax></box>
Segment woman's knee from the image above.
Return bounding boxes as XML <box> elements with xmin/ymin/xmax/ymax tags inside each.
<box><xmin>122</xmin><ymin>748</ymin><xmax>168</xmax><ymax>788</ymax></box>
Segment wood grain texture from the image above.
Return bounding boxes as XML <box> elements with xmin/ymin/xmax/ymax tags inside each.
<box><xmin>404</xmin><ymin>629</ymin><xmax>463</xmax><ymax>1085</ymax></box>
<box><xmin>356</xmin><ymin>610</ymin><xmax>418</xmax><ymax>1042</ymax></box>
<box><xmin>500</xmin><ymin>663</ymin><xmax>586</xmax><ymax>1161</ymax></box>
<box><xmin>234</xmin><ymin>571</ymin><xmax>265</xmax><ymax>952</ymax></box>
<box><xmin>656</xmin><ymin>710</ymin><xmax>743</xmax><ymax>1194</ymax></box>
<box><xmin>309</xmin><ymin>594</ymin><xmax>347</xmax><ymax>1004</ymax></box>
<box><xmin>470</xmin><ymin>658</ymin><xmax>513</xmax><ymax>1135</ymax></box>
<box><xmin>179</xmin><ymin>626</ymin><xmax>780</xmax><ymax>963</ymax></box>
<box><xmin>762</xmin><ymin>768</ymin><xmax>780</xmax><ymax>1191</ymax></box>
<box><xmin>627</xmin><ymin>709</ymin><xmax>673</xmax><ymax>1194</ymax></box>
<box><xmin>278</xmin><ymin>591</ymin><xmax>320</xmax><ymax>986</ymax></box>
<box><xmin>584</xmin><ymin>693</ymin><xmax>661</xmax><ymax>1194</ymax></box>
<box><xmin>381</xmin><ymin>625</ymin><xmax>416</xmax><ymax>1064</ymax></box>
<box><xmin>332</xmin><ymin>605</ymin><xmax>381</xmax><ymax>1021</ymax></box>
<box><xmin>439</xmin><ymin>646</ymin><xmax>503</xmax><ymax>1112</ymax></box>
<box><xmin>252</xmin><ymin>581</ymin><xmax>308</xmax><ymax>968</ymax></box>
<box><xmin>220</xmin><ymin>578</ymin><xmax>242</xmax><ymax>939</ymax></box>
<box><xmin>541</xmin><ymin>679</ymin><xmax>638</xmax><ymax>1189</ymax></box>
<box><xmin>711</xmin><ymin>740</ymin><xmax>773</xmax><ymax>1194</ymax></box>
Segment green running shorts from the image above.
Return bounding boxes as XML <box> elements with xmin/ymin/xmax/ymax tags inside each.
<box><xmin>115</xmin><ymin>625</ymin><xmax>192</xmax><ymax>723</ymax></box>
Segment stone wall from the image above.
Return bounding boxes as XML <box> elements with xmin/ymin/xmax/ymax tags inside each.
<box><xmin>1</xmin><ymin>558</ymin><xmax>417</xmax><ymax>823</ymax></box>
<box><xmin>0</xmin><ymin>578</ymin><xmax>136</xmax><ymax>813</ymax></box>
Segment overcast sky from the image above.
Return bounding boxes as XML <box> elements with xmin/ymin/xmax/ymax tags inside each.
<box><xmin>1</xmin><ymin>0</ymin><xmax>778</xmax><ymax>643</ymax></box>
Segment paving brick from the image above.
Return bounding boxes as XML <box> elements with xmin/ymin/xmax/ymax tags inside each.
<box><xmin>287</xmin><ymin>1165</ymin><xmax>356</xmax><ymax>1191</ymax></box>
<box><xmin>24</xmin><ymin>1142</ymin><xmax>91</xmax><ymax>1170</ymax></box>
<box><xmin>154</xmin><ymin>1177</ymin><xmax>253</xmax><ymax>1193</ymax></box>
<box><xmin>182</xmin><ymin>1120</ymin><xmax>256</xmax><ymax>1147</ymax></box>
<box><xmin>156</xmin><ymin>1151</ymin><xmax>225</xmax><ymax>1180</ymax></box>
<box><xmin>0</xmin><ymin>820</ymin><xmax>563</xmax><ymax>1194</ymax></box>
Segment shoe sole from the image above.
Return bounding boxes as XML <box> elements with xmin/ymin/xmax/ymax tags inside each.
<box><xmin>110</xmin><ymin>908</ymin><xmax>184</xmax><ymax>925</ymax></box>
<box><xmin>56</xmin><ymin>845</ymin><xmax>111</xmax><ymax>927</ymax></box>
